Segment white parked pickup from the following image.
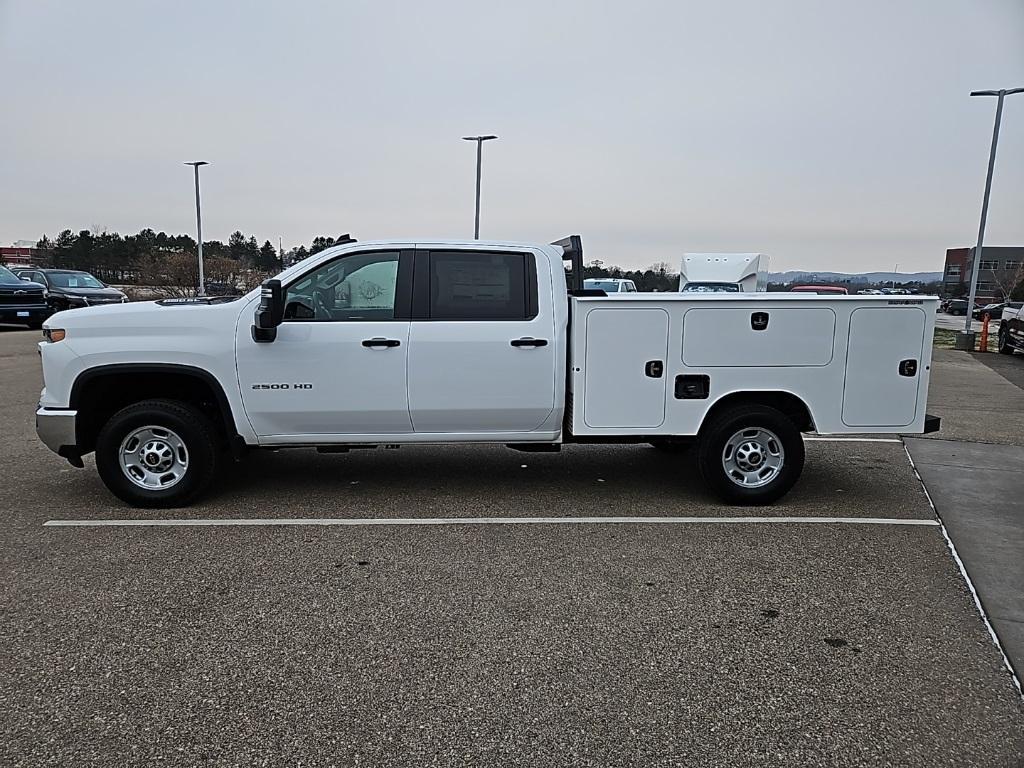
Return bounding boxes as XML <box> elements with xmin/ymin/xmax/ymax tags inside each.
<box><xmin>35</xmin><ymin>235</ymin><xmax>940</xmax><ymax>508</ymax></box>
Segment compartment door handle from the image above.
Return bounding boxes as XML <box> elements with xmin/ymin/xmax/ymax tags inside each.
<box><xmin>645</xmin><ymin>360</ymin><xmax>664</xmax><ymax>378</ymax></box>
<box><xmin>898</xmin><ymin>359</ymin><xmax>918</xmax><ymax>377</ymax></box>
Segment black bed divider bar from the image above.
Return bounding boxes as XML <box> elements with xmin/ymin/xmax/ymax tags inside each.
<box><xmin>551</xmin><ymin>235</ymin><xmax>584</xmax><ymax>293</ymax></box>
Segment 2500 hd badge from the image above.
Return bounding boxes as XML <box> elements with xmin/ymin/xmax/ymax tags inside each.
<box><xmin>251</xmin><ymin>383</ymin><xmax>314</xmax><ymax>390</ymax></box>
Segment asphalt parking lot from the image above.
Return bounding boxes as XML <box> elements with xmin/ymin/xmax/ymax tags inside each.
<box><xmin>1</xmin><ymin>326</ymin><xmax>1022</xmax><ymax>767</ymax></box>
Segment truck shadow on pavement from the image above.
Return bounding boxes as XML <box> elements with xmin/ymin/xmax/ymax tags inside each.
<box><xmin>192</xmin><ymin>441</ymin><xmax>931</xmax><ymax>520</ymax></box>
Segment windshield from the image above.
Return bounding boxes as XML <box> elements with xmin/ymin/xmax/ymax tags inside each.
<box><xmin>0</xmin><ymin>266</ymin><xmax>20</xmax><ymax>284</ymax></box>
<box><xmin>584</xmin><ymin>280</ymin><xmax>623</xmax><ymax>292</ymax></box>
<box><xmin>681</xmin><ymin>282</ymin><xmax>740</xmax><ymax>293</ymax></box>
<box><xmin>47</xmin><ymin>272</ymin><xmax>105</xmax><ymax>289</ymax></box>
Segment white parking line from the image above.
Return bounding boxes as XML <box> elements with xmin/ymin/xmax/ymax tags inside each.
<box><xmin>43</xmin><ymin>516</ymin><xmax>940</xmax><ymax>528</ymax></box>
<box><xmin>804</xmin><ymin>437</ymin><xmax>903</xmax><ymax>443</ymax></box>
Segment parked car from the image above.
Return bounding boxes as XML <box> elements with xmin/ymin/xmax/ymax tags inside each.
<box><xmin>997</xmin><ymin>302</ymin><xmax>1024</xmax><ymax>355</ymax></box>
<box><xmin>35</xmin><ymin>234</ymin><xmax>940</xmax><ymax>509</ymax></box>
<box><xmin>583</xmin><ymin>278</ymin><xmax>637</xmax><ymax>293</ymax></box>
<box><xmin>14</xmin><ymin>269</ymin><xmax>128</xmax><ymax>311</ymax></box>
<box><xmin>946</xmin><ymin>299</ymin><xmax>975</xmax><ymax>316</ymax></box>
<box><xmin>204</xmin><ymin>280</ymin><xmax>242</xmax><ymax>297</ymax></box>
<box><xmin>789</xmin><ymin>285</ymin><xmax>849</xmax><ymax>295</ymax></box>
<box><xmin>973</xmin><ymin>302</ymin><xmax>1006</xmax><ymax>320</ymax></box>
<box><xmin>0</xmin><ymin>265</ymin><xmax>50</xmax><ymax>329</ymax></box>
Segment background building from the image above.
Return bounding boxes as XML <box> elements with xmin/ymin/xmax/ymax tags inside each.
<box><xmin>0</xmin><ymin>240</ymin><xmax>43</xmax><ymax>267</ymax></box>
<box><xmin>942</xmin><ymin>246</ymin><xmax>1024</xmax><ymax>302</ymax></box>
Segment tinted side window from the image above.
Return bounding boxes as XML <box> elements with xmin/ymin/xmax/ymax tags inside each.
<box><xmin>428</xmin><ymin>252</ymin><xmax>532</xmax><ymax>320</ymax></box>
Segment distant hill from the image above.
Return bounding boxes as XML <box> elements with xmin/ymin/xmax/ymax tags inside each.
<box><xmin>768</xmin><ymin>270</ymin><xmax>942</xmax><ymax>285</ymax></box>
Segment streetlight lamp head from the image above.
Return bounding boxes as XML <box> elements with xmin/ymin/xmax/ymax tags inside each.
<box><xmin>462</xmin><ymin>135</ymin><xmax>498</xmax><ymax>142</ymax></box>
<box><xmin>184</xmin><ymin>161</ymin><xmax>209</xmax><ymax>166</ymax></box>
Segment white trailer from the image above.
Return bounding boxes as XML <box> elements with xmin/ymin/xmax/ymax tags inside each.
<box><xmin>35</xmin><ymin>235</ymin><xmax>939</xmax><ymax>508</ymax></box>
<box><xmin>679</xmin><ymin>253</ymin><xmax>769</xmax><ymax>293</ymax></box>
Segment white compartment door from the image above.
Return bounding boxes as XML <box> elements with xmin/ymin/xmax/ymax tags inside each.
<box><xmin>682</xmin><ymin>307</ymin><xmax>836</xmax><ymax>367</ymax></box>
<box><xmin>583</xmin><ymin>308</ymin><xmax>669</xmax><ymax>429</ymax></box>
<box><xmin>842</xmin><ymin>307</ymin><xmax>926</xmax><ymax>428</ymax></box>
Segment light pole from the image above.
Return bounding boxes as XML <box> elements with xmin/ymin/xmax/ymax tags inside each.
<box><xmin>184</xmin><ymin>161</ymin><xmax>209</xmax><ymax>296</ymax></box>
<box><xmin>960</xmin><ymin>88</ymin><xmax>1024</xmax><ymax>344</ymax></box>
<box><xmin>462</xmin><ymin>135</ymin><xmax>498</xmax><ymax>239</ymax></box>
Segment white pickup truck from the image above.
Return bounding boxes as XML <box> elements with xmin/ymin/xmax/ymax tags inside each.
<box><xmin>997</xmin><ymin>301</ymin><xmax>1024</xmax><ymax>354</ymax></box>
<box><xmin>35</xmin><ymin>235</ymin><xmax>940</xmax><ymax>508</ymax></box>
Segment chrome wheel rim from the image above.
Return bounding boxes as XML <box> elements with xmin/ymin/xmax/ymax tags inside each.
<box><xmin>721</xmin><ymin>427</ymin><xmax>785</xmax><ymax>488</ymax></box>
<box><xmin>118</xmin><ymin>425</ymin><xmax>189</xmax><ymax>490</ymax></box>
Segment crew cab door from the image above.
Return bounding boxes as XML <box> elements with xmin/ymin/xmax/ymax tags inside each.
<box><xmin>406</xmin><ymin>248</ymin><xmax>557</xmax><ymax>433</ymax></box>
<box><xmin>236</xmin><ymin>249</ymin><xmax>414</xmax><ymax>438</ymax></box>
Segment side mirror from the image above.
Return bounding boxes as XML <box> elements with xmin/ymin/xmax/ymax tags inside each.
<box><xmin>252</xmin><ymin>278</ymin><xmax>285</xmax><ymax>343</ymax></box>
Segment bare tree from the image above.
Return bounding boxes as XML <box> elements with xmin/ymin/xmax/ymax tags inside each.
<box><xmin>135</xmin><ymin>253</ymin><xmax>244</xmax><ymax>298</ymax></box>
<box><xmin>991</xmin><ymin>260</ymin><xmax>1024</xmax><ymax>302</ymax></box>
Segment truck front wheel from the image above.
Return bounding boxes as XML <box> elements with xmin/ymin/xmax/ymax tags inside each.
<box><xmin>696</xmin><ymin>404</ymin><xmax>804</xmax><ymax>505</ymax></box>
<box><xmin>998</xmin><ymin>325</ymin><xmax>1015</xmax><ymax>355</ymax></box>
<box><xmin>95</xmin><ymin>399</ymin><xmax>220</xmax><ymax>508</ymax></box>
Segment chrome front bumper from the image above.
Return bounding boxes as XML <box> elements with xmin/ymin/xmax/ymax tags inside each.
<box><xmin>36</xmin><ymin>407</ymin><xmax>78</xmax><ymax>455</ymax></box>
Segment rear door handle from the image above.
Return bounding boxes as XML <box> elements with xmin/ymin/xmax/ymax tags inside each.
<box><xmin>510</xmin><ymin>338</ymin><xmax>548</xmax><ymax>348</ymax></box>
<box><xmin>362</xmin><ymin>338</ymin><xmax>401</xmax><ymax>348</ymax></box>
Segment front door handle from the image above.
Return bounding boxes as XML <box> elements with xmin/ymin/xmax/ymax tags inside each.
<box><xmin>510</xmin><ymin>338</ymin><xmax>548</xmax><ymax>348</ymax></box>
<box><xmin>362</xmin><ymin>338</ymin><xmax>401</xmax><ymax>348</ymax></box>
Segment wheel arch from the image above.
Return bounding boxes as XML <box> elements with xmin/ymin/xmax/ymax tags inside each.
<box><xmin>699</xmin><ymin>390</ymin><xmax>816</xmax><ymax>434</ymax></box>
<box><xmin>69</xmin><ymin>363</ymin><xmax>240</xmax><ymax>454</ymax></box>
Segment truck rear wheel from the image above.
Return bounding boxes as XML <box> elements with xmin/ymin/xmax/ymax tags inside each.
<box><xmin>95</xmin><ymin>399</ymin><xmax>220</xmax><ymax>508</ymax></box>
<box><xmin>697</xmin><ymin>404</ymin><xmax>804</xmax><ymax>505</ymax></box>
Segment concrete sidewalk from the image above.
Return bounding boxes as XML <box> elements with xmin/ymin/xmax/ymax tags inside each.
<box><xmin>906</xmin><ymin>348</ymin><xmax>1024</xmax><ymax>681</ymax></box>
<box><xmin>921</xmin><ymin>349</ymin><xmax>1024</xmax><ymax>446</ymax></box>
<box><xmin>972</xmin><ymin>349</ymin><xmax>1024</xmax><ymax>392</ymax></box>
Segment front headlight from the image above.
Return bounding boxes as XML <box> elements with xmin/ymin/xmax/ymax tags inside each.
<box><xmin>121</xmin><ymin>295</ymin><xmax>129</xmax><ymax>303</ymax></box>
<box><xmin>42</xmin><ymin>328</ymin><xmax>66</xmax><ymax>343</ymax></box>
<box><xmin>42</xmin><ymin>289</ymin><xmax>49</xmax><ymax>298</ymax></box>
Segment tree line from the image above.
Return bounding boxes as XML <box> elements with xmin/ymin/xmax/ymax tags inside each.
<box><xmin>28</xmin><ymin>229</ymin><xmax>351</xmax><ymax>295</ymax></box>
<box><xmin>583</xmin><ymin>260</ymin><xmax>679</xmax><ymax>292</ymax></box>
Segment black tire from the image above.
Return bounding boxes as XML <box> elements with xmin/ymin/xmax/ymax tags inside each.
<box><xmin>649</xmin><ymin>439</ymin><xmax>692</xmax><ymax>454</ymax></box>
<box><xmin>696</xmin><ymin>404</ymin><xmax>804</xmax><ymax>505</ymax></box>
<box><xmin>998</xmin><ymin>326</ymin><xmax>1015</xmax><ymax>355</ymax></box>
<box><xmin>95</xmin><ymin>399</ymin><xmax>220</xmax><ymax>508</ymax></box>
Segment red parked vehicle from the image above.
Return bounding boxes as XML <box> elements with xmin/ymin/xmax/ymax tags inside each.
<box><xmin>789</xmin><ymin>285</ymin><xmax>849</xmax><ymax>295</ymax></box>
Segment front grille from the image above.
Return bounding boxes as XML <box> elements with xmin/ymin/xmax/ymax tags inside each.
<box><xmin>0</xmin><ymin>290</ymin><xmax>45</xmax><ymax>306</ymax></box>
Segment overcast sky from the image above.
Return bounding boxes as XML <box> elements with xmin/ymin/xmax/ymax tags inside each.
<box><xmin>2</xmin><ymin>0</ymin><xmax>1022</xmax><ymax>273</ymax></box>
